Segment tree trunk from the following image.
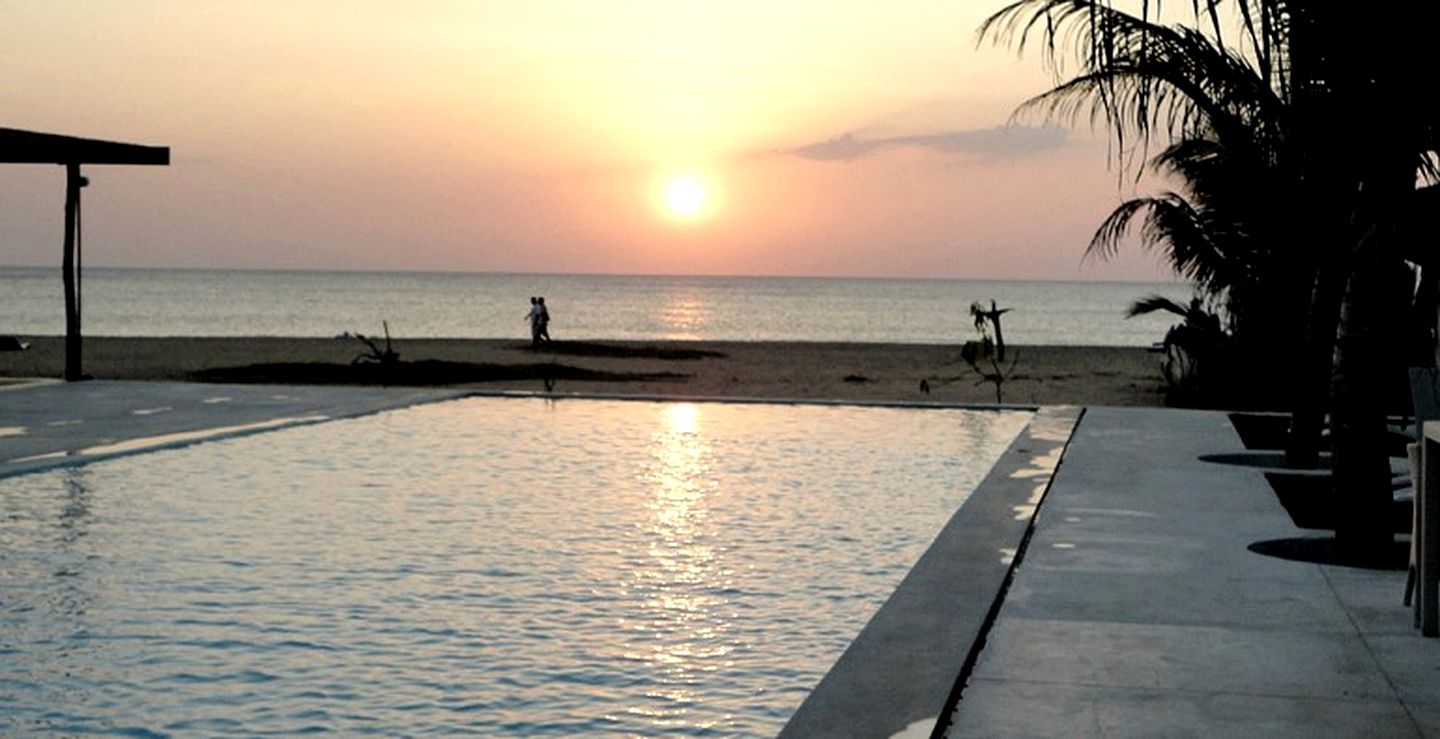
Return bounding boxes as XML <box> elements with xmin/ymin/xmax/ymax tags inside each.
<box><xmin>1281</xmin><ymin>2</ymin><xmax>1347</xmax><ymax>468</ymax></box>
<box><xmin>1329</xmin><ymin>257</ymin><xmax>1398</xmax><ymax>562</ymax></box>
<box><xmin>1321</xmin><ymin>0</ymin><xmax>1434</xmax><ymax>562</ymax></box>
<box><xmin>1286</xmin><ymin>254</ymin><xmax>1343</xmax><ymax>468</ymax></box>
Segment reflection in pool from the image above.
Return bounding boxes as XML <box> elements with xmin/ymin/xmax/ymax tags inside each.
<box><xmin>0</xmin><ymin>397</ymin><xmax>1030</xmax><ymax>736</ymax></box>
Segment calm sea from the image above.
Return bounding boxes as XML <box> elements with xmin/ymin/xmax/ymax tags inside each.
<box><xmin>0</xmin><ymin>267</ymin><xmax>1187</xmax><ymax>346</ymax></box>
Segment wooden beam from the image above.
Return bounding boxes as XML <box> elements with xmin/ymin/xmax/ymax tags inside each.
<box><xmin>0</xmin><ymin>127</ymin><xmax>168</xmax><ymax>166</ymax></box>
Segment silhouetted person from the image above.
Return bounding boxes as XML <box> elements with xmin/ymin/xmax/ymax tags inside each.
<box><xmin>526</xmin><ymin>297</ymin><xmax>544</xmax><ymax>345</ymax></box>
<box><xmin>537</xmin><ymin>297</ymin><xmax>551</xmax><ymax>342</ymax></box>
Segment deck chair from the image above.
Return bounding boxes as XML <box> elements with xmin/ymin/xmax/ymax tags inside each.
<box><xmin>1407</xmin><ymin>368</ymin><xmax>1440</xmax><ymax>635</ymax></box>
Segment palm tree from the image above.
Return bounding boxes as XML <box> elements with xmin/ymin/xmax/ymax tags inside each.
<box><xmin>1127</xmin><ymin>294</ymin><xmax>1229</xmax><ymax>402</ymax></box>
<box><xmin>980</xmin><ymin>0</ymin><xmax>1308</xmax><ymax>405</ymax></box>
<box><xmin>981</xmin><ymin>0</ymin><xmax>1440</xmax><ymax>560</ymax></box>
<box><xmin>1290</xmin><ymin>4</ymin><xmax>1439</xmax><ymax>560</ymax></box>
<box><xmin>1088</xmin><ymin>135</ymin><xmax>1312</xmax><ymax>405</ymax></box>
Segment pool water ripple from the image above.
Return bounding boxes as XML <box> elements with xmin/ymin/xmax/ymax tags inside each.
<box><xmin>1</xmin><ymin>398</ymin><xmax>1028</xmax><ymax>736</ymax></box>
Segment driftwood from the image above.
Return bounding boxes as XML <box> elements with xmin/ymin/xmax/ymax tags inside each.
<box><xmin>919</xmin><ymin>300</ymin><xmax>1019</xmax><ymax>402</ymax></box>
<box><xmin>348</xmin><ymin>321</ymin><xmax>400</xmax><ymax>366</ymax></box>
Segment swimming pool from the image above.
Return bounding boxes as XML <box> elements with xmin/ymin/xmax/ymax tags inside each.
<box><xmin>0</xmin><ymin>397</ymin><xmax>1030</xmax><ymax>736</ymax></box>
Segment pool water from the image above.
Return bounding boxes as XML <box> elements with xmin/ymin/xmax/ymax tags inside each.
<box><xmin>0</xmin><ymin>397</ymin><xmax>1030</xmax><ymax>736</ymax></box>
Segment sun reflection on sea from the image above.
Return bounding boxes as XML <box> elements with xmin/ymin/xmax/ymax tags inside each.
<box><xmin>659</xmin><ymin>294</ymin><xmax>711</xmax><ymax>340</ymax></box>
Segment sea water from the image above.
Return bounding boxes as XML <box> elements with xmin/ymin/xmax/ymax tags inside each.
<box><xmin>0</xmin><ymin>397</ymin><xmax>1031</xmax><ymax>736</ymax></box>
<box><xmin>0</xmin><ymin>266</ymin><xmax>1187</xmax><ymax>345</ymax></box>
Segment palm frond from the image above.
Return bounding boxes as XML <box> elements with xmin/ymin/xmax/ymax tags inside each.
<box><xmin>1086</xmin><ymin>192</ymin><xmax>1233</xmax><ymax>291</ymax></box>
<box><xmin>982</xmin><ymin>0</ymin><xmax>1287</xmax><ymax>174</ymax></box>
<box><xmin>1126</xmin><ymin>294</ymin><xmax>1195</xmax><ymax>319</ymax></box>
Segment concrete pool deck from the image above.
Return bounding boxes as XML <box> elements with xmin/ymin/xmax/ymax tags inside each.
<box><xmin>0</xmin><ymin>379</ymin><xmax>467</xmax><ymax>477</ymax></box>
<box><xmin>946</xmin><ymin>407</ymin><xmax>1440</xmax><ymax>738</ymax></box>
<box><xmin>1</xmin><ymin>382</ymin><xmax>1436</xmax><ymax>735</ymax></box>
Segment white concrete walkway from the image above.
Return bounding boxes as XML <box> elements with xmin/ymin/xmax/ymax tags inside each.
<box><xmin>948</xmin><ymin>407</ymin><xmax>1439</xmax><ymax>737</ymax></box>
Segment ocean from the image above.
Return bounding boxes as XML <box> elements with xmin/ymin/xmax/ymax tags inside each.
<box><xmin>0</xmin><ymin>266</ymin><xmax>1187</xmax><ymax>346</ymax></box>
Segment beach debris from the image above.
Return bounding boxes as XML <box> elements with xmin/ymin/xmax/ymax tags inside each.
<box><xmin>350</xmin><ymin>321</ymin><xmax>400</xmax><ymax>366</ymax></box>
<box><xmin>843</xmin><ymin>374</ymin><xmax>872</xmax><ymax>383</ymax></box>
<box><xmin>920</xmin><ymin>300</ymin><xmax>1020</xmax><ymax>402</ymax></box>
<box><xmin>964</xmin><ymin>300</ymin><xmax>1019</xmax><ymax>403</ymax></box>
<box><xmin>971</xmin><ymin>300</ymin><xmax>1011</xmax><ymax>362</ymax></box>
<box><xmin>961</xmin><ymin>336</ymin><xmax>1020</xmax><ymax>403</ymax></box>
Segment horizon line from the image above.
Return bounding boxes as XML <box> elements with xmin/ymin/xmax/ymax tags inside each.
<box><xmin>0</xmin><ymin>263</ymin><xmax>1185</xmax><ymax>286</ymax></box>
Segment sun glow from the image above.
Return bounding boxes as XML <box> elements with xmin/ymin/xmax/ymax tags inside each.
<box><xmin>659</xmin><ymin>175</ymin><xmax>711</xmax><ymax>221</ymax></box>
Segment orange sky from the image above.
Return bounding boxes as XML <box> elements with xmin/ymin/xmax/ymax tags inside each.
<box><xmin>0</xmin><ymin>1</ymin><xmax>1175</xmax><ymax>281</ymax></box>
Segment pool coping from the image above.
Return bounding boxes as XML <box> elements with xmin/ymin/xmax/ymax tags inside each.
<box><xmin>0</xmin><ymin>383</ymin><xmax>1040</xmax><ymax>483</ymax></box>
<box><xmin>779</xmin><ymin>404</ymin><xmax>1084</xmax><ymax>739</ymax></box>
<box><xmin>0</xmin><ymin>377</ymin><xmax>62</xmax><ymax>392</ymax></box>
<box><xmin>0</xmin><ymin>382</ymin><xmax>471</xmax><ymax>480</ymax></box>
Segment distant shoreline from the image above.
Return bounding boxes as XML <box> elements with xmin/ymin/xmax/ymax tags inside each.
<box><xmin>0</xmin><ymin>336</ymin><xmax>1169</xmax><ymax>407</ymax></box>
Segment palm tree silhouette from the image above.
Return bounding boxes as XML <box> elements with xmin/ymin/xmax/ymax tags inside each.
<box><xmin>1286</xmin><ymin>3</ymin><xmax>1439</xmax><ymax>559</ymax></box>
<box><xmin>980</xmin><ymin>0</ymin><xmax>1308</xmax><ymax>404</ymax></box>
<box><xmin>981</xmin><ymin>0</ymin><xmax>1440</xmax><ymax>560</ymax></box>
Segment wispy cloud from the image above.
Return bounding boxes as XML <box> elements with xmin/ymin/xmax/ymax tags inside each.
<box><xmin>786</xmin><ymin>125</ymin><xmax>1068</xmax><ymax>161</ymax></box>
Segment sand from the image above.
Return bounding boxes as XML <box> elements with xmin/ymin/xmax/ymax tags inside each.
<box><xmin>0</xmin><ymin>336</ymin><xmax>1169</xmax><ymax>406</ymax></box>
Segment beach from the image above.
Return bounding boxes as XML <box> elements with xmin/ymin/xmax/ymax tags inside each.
<box><xmin>0</xmin><ymin>336</ymin><xmax>1167</xmax><ymax>406</ymax></box>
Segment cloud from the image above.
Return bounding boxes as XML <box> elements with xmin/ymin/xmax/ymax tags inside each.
<box><xmin>786</xmin><ymin>125</ymin><xmax>1068</xmax><ymax>161</ymax></box>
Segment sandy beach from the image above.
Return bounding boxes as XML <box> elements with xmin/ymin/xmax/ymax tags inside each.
<box><xmin>0</xmin><ymin>336</ymin><xmax>1167</xmax><ymax>406</ymax></box>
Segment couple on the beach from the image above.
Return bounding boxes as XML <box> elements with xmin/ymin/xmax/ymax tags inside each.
<box><xmin>526</xmin><ymin>297</ymin><xmax>551</xmax><ymax>345</ymax></box>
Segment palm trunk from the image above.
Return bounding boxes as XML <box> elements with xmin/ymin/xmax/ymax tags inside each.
<box><xmin>1286</xmin><ymin>253</ymin><xmax>1343</xmax><ymax>468</ymax></box>
<box><xmin>1328</xmin><ymin>0</ymin><xmax>1435</xmax><ymax>562</ymax></box>
<box><xmin>1281</xmin><ymin>2</ymin><xmax>1343</xmax><ymax>468</ymax></box>
<box><xmin>1329</xmin><ymin>257</ymin><xmax>1398</xmax><ymax>562</ymax></box>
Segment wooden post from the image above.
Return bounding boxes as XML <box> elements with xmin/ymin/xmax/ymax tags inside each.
<box><xmin>62</xmin><ymin>162</ymin><xmax>82</xmax><ymax>381</ymax></box>
<box><xmin>2</xmin><ymin>129</ymin><xmax>167</xmax><ymax>378</ymax></box>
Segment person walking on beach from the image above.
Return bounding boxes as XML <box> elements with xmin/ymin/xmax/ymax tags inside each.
<box><xmin>536</xmin><ymin>297</ymin><xmax>551</xmax><ymax>342</ymax></box>
<box><xmin>526</xmin><ymin>297</ymin><xmax>544</xmax><ymax>345</ymax></box>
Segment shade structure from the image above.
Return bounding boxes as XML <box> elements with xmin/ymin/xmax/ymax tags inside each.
<box><xmin>0</xmin><ymin>127</ymin><xmax>170</xmax><ymax>380</ymax></box>
<box><xmin>0</xmin><ymin>128</ymin><xmax>169</xmax><ymax>166</ymax></box>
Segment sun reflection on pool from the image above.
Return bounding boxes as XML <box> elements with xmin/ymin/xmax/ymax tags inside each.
<box><xmin>0</xmin><ymin>398</ymin><xmax>1033</xmax><ymax>736</ymax></box>
<box><xmin>622</xmin><ymin>402</ymin><xmax>738</xmax><ymax>723</ymax></box>
<box><xmin>665</xmin><ymin>403</ymin><xmax>700</xmax><ymax>436</ymax></box>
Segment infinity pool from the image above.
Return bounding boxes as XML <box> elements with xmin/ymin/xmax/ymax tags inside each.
<box><xmin>0</xmin><ymin>397</ymin><xmax>1030</xmax><ymax>736</ymax></box>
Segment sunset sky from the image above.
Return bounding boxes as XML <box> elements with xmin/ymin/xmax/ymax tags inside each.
<box><xmin>0</xmin><ymin>1</ymin><xmax>1174</xmax><ymax>281</ymax></box>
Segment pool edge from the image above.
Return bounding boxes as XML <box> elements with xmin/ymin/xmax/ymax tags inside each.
<box><xmin>779</xmin><ymin>405</ymin><xmax>1085</xmax><ymax>739</ymax></box>
<box><xmin>0</xmin><ymin>383</ymin><xmax>1040</xmax><ymax>482</ymax></box>
<box><xmin>0</xmin><ymin>384</ymin><xmax>470</xmax><ymax>480</ymax></box>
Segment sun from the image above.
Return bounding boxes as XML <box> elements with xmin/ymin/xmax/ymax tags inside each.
<box><xmin>662</xmin><ymin>176</ymin><xmax>708</xmax><ymax>219</ymax></box>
